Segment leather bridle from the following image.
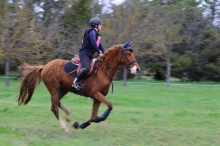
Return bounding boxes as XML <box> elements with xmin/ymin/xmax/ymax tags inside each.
<box><xmin>120</xmin><ymin>50</ymin><xmax>137</xmax><ymax>69</ymax></box>
<box><xmin>100</xmin><ymin>49</ymin><xmax>137</xmax><ymax>94</ymax></box>
<box><xmin>100</xmin><ymin>49</ymin><xmax>137</xmax><ymax>81</ymax></box>
<box><xmin>99</xmin><ymin>42</ymin><xmax>138</xmax><ymax>93</ymax></box>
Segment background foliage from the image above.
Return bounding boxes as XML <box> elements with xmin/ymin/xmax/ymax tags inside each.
<box><xmin>1</xmin><ymin>0</ymin><xmax>220</xmax><ymax>81</ymax></box>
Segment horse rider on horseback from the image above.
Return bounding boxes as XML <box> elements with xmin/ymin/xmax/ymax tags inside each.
<box><xmin>72</xmin><ymin>17</ymin><xmax>105</xmax><ymax>90</ymax></box>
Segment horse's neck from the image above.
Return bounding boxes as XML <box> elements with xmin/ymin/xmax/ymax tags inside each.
<box><xmin>101</xmin><ymin>53</ymin><xmax>120</xmax><ymax>78</ymax></box>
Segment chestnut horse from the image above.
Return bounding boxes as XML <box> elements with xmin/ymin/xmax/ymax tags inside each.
<box><xmin>18</xmin><ymin>41</ymin><xmax>140</xmax><ymax>132</ymax></box>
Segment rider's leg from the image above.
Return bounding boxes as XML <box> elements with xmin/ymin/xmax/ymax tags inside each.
<box><xmin>72</xmin><ymin>68</ymin><xmax>88</xmax><ymax>86</ymax></box>
<box><xmin>72</xmin><ymin>54</ymin><xmax>90</xmax><ymax>89</ymax></box>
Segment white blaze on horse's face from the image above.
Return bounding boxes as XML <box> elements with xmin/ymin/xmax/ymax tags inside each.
<box><xmin>130</xmin><ymin>65</ymin><xmax>138</xmax><ymax>74</ymax></box>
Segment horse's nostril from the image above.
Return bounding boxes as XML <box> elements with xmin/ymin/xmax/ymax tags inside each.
<box><xmin>136</xmin><ymin>68</ymin><xmax>140</xmax><ymax>72</ymax></box>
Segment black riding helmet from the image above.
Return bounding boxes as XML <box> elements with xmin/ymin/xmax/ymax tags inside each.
<box><xmin>90</xmin><ymin>18</ymin><xmax>103</xmax><ymax>26</ymax></box>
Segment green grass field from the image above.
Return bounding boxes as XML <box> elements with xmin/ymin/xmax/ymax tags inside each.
<box><xmin>0</xmin><ymin>78</ymin><xmax>220</xmax><ymax>146</ymax></box>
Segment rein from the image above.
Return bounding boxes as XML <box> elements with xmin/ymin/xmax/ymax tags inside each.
<box><xmin>100</xmin><ymin>60</ymin><xmax>114</xmax><ymax>94</ymax></box>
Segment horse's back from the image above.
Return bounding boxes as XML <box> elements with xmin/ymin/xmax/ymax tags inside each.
<box><xmin>41</xmin><ymin>59</ymin><xmax>69</xmax><ymax>83</ymax></box>
<box><xmin>45</xmin><ymin>59</ymin><xmax>68</xmax><ymax>66</ymax></box>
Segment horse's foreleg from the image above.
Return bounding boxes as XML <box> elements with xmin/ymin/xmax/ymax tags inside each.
<box><xmin>90</xmin><ymin>99</ymin><xmax>101</xmax><ymax>121</ymax></box>
<box><xmin>73</xmin><ymin>99</ymin><xmax>100</xmax><ymax>129</ymax></box>
<box><xmin>73</xmin><ymin>92</ymin><xmax>112</xmax><ymax>129</ymax></box>
<box><xmin>91</xmin><ymin>92</ymin><xmax>113</xmax><ymax>123</ymax></box>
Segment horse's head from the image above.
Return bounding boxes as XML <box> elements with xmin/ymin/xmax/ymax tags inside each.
<box><xmin>119</xmin><ymin>41</ymin><xmax>140</xmax><ymax>74</ymax></box>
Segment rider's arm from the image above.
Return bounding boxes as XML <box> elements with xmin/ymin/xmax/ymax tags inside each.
<box><xmin>89</xmin><ymin>30</ymin><xmax>102</xmax><ymax>54</ymax></box>
<box><xmin>99</xmin><ymin>43</ymin><xmax>105</xmax><ymax>54</ymax></box>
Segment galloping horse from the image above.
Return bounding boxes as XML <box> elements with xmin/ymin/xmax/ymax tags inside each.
<box><xmin>18</xmin><ymin>41</ymin><xmax>140</xmax><ymax>132</ymax></box>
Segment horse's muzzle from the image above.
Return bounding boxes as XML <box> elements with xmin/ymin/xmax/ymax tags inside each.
<box><xmin>130</xmin><ymin>65</ymin><xmax>140</xmax><ymax>74</ymax></box>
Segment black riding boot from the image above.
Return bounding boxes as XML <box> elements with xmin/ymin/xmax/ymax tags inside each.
<box><xmin>72</xmin><ymin>69</ymin><xmax>88</xmax><ymax>90</ymax></box>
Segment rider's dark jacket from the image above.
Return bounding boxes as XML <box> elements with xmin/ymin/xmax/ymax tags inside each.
<box><xmin>79</xmin><ymin>28</ymin><xmax>105</xmax><ymax>57</ymax></box>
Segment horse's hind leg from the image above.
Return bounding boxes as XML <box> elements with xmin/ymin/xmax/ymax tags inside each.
<box><xmin>50</xmin><ymin>91</ymin><xmax>69</xmax><ymax>132</ymax></box>
<box><xmin>57</xmin><ymin>90</ymin><xmax>71</xmax><ymax>122</ymax></box>
<box><xmin>59</xmin><ymin>103</ymin><xmax>71</xmax><ymax>122</ymax></box>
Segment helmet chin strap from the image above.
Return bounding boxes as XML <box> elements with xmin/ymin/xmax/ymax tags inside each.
<box><xmin>95</xmin><ymin>25</ymin><xmax>99</xmax><ymax>32</ymax></box>
<box><xmin>90</xmin><ymin>25</ymin><xmax>99</xmax><ymax>32</ymax></box>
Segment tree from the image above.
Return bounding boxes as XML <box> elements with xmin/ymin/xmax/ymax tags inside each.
<box><xmin>101</xmin><ymin>0</ymin><xmax>153</xmax><ymax>81</ymax></box>
<box><xmin>0</xmin><ymin>1</ymin><xmax>54</xmax><ymax>86</ymax></box>
<box><xmin>53</xmin><ymin>0</ymin><xmax>98</xmax><ymax>59</ymax></box>
<box><xmin>149</xmin><ymin>8</ymin><xmax>183</xmax><ymax>87</ymax></box>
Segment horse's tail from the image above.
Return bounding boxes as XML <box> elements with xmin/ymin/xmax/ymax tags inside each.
<box><xmin>18</xmin><ymin>62</ymin><xmax>44</xmax><ymax>105</ymax></box>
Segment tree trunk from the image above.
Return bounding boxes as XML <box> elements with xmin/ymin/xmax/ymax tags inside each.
<box><xmin>166</xmin><ymin>56</ymin><xmax>171</xmax><ymax>88</ymax></box>
<box><xmin>5</xmin><ymin>57</ymin><xmax>10</xmax><ymax>87</ymax></box>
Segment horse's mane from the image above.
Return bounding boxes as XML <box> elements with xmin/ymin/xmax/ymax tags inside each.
<box><xmin>102</xmin><ymin>44</ymin><xmax>121</xmax><ymax>60</ymax></box>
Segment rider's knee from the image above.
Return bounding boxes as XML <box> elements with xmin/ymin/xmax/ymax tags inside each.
<box><xmin>82</xmin><ymin>68</ymin><xmax>89</xmax><ymax>74</ymax></box>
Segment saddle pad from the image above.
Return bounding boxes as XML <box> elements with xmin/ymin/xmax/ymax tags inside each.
<box><xmin>64</xmin><ymin>61</ymin><xmax>78</xmax><ymax>77</ymax></box>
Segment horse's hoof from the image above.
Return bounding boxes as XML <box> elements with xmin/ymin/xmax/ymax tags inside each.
<box><xmin>73</xmin><ymin>122</ymin><xmax>79</xmax><ymax>129</ymax></box>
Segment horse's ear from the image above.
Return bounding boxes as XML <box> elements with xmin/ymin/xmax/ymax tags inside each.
<box><xmin>128</xmin><ymin>41</ymin><xmax>132</xmax><ymax>47</ymax></box>
<box><xmin>121</xmin><ymin>41</ymin><xmax>129</xmax><ymax>48</ymax></box>
<box><xmin>120</xmin><ymin>41</ymin><xmax>134</xmax><ymax>52</ymax></box>
<box><xmin>120</xmin><ymin>41</ymin><xmax>130</xmax><ymax>50</ymax></box>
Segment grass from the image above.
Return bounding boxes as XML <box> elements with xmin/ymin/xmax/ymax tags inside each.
<box><xmin>0</xmin><ymin>78</ymin><xmax>220</xmax><ymax>146</ymax></box>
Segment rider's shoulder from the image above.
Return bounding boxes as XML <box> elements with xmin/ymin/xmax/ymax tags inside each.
<box><xmin>87</xmin><ymin>28</ymin><xmax>99</xmax><ymax>34</ymax></box>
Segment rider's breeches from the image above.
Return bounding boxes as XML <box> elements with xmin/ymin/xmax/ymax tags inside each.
<box><xmin>79</xmin><ymin>54</ymin><xmax>91</xmax><ymax>73</ymax></box>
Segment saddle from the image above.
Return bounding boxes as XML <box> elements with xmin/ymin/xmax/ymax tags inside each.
<box><xmin>70</xmin><ymin>54</ymin><xmax>94</xmax><ymax>76</ymax></box>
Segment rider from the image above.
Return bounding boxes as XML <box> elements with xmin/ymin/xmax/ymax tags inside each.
<box><xmin>72</xmin><ymin>17</ymin><xmax>105</xmax><ymax>90</ymax></box>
